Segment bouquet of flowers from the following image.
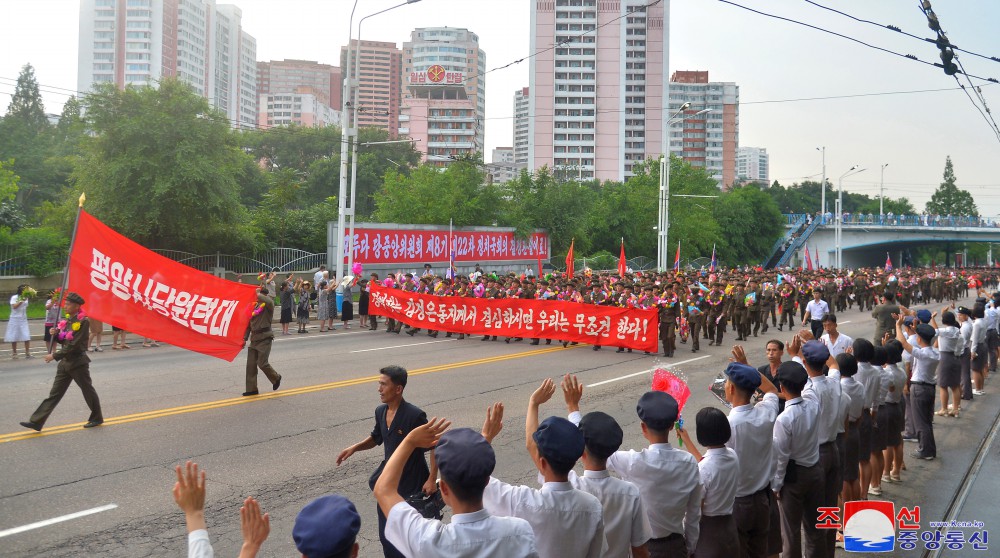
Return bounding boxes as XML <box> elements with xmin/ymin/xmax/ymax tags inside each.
<box><xmin>18</xmin><ymin>286</ymin><xmax>38</xmax><ymax>302</ymax></box>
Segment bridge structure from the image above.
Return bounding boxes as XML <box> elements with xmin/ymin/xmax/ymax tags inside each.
<box><xmin>763</xmin><ymin>214</ymin><xmax>1000</xmax><ymax>269</ymax></box>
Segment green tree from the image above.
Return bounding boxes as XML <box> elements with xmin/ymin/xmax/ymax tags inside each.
<box><xmin>925</xmin><ymin>156</ymin><xmax>978</xmax><ymax>216</ymax></box>
<box><xmin>0</xmin><ymin>160</ymin><xmax>27</xmax><ymax>234</ymax></box>
<box><xmin>74</xmin><ymin>79</ymin><xmax>257</xmax><ymax>252</ymax></box>
<box><xmin>714</xmin><ymin>184</ymin><xmax>783</xmax><ymax>265</ymax></box>
<box><xmin>0</xmin><ymin>63</ymin><xmax>56</xmax><ymax>212</ymax></box>
<box><xmin>374</xmin><ymin>160</ymin><xmax>502</xmax><ymax>227</ymax></box>
<box><xmin>498</xmin><ymin>166</ymin><xmax>595</xmax><ymax>257</ymax></box>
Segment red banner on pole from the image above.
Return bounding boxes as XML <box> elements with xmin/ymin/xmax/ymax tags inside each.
<box><xmin>67</xmin><ymin>210</ymin><xmax>259</xmax><ymax>361</ymax></box>
<box><xmin>345</xmin><ymin>226</ymin><xmax>549</xmax><ymax>264</ymax></box>
<box><xmin>369</xmin><ymin>283</ymin><xmax>659</xmax><ymax>352</ymax></box>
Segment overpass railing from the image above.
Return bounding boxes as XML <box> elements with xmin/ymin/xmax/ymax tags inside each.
<box><xmin>776</xmin><ymin>216</ymin><xmax>821</xmax><ymax>268</ymax></box>
<box><xmin>784</xmin><ymin>213</ymin><xmax>1000</xmax><ymax>228</ymax></box>
<box><xmin>763</xmin><ymin>214</ymin><xmax>806</xmax><ymax>268</ymax></box>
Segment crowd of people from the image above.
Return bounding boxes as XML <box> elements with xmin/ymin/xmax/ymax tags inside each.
<box><xmin>170</xmin><ymin>270</ymin><xmax>1000</xmax><ymax>558</ymax></box>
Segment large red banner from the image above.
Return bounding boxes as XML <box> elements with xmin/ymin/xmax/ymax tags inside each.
<box><xmin>369</xmin><ymin>283</ymin><xmax>659</xmax><ymax>352</ymax></box>
<box><xmin>67</xmin><ymin>211</ymin><xmax>259</xmax><ymax>361</ymax></box>
<box><xmin>346</xmin><ymin>226</ymin><xmax>548</xmax><ymax>264</ymax></box>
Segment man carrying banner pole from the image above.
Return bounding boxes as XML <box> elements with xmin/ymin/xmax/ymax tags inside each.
<box><xmin>244</xmin><ymin>287</ymin><xmax>282</xmax><ymax>397</ymax></box>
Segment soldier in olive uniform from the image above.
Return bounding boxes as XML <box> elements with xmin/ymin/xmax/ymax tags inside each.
<box><xmin>244</xmin><ymin>287</ymin><xmax>283</xmax><ymax>396</ymax></box>
<box><xmin>777</xmin><ymin>281</ymin><xmax>797</xmax><ymax>331</ymax></box>
<box><xmin>659</xmin><ymin>283</ymin><xmax>680</xmax><ymax>357</ymax></box>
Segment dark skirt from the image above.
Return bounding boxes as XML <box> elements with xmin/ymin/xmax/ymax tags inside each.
<box><xmin>858</xmin><ymin>411</ymin><xmax>872</xmax><ymax>461</ymax></box>
<box><xmin>842</xmin><ymin>423</ymin><xmax>860</xmax><ymax>481</ymax></box>
<box><xmin>884</xmin><ymin>402</ymin><xmax>903</xmax><ymax>446</ymax></box>
<box><xmin>280</xmin><ymin>307</ymin><xmax>293</xmax><ymax>324</ymax></box>
<box><xmin>872</xmin><ymin>405</ymin><xmax>889</xmax><ymax>452</ymax></box>
<box><xmin>341</xmin><ymin>300</ymin><xmax>354</xmax><ymax>321</ymax></box>
<box><xmin>694</xmin><ymin>514</ymin><xmax>739</xmax><ymax>558</ymax></box>
<box><xmin>972</xmin><ymin>341</ymin><xmax>988</xmax><ymax>370</ymax></box>
<box><xmin>359</xmin><ymin>291</ymin><xmax>370</xmax><ymax>316</ymax></box>
<box><xmin>938</xmin><ymin>351</ymin><xmax>961</xmax><ymax>388</ymax></box>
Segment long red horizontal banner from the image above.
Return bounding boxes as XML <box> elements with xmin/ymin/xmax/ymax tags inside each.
<box><xmin>346</xmin><ymin>226</ymin><xmax>548</xmax><ymax>264</ymax></box>
<box><xmin>368</xmin><ymin>283</ymin><xmax>659</xmax><ymax>352</ymax></box>
<box><xmin>67</xmin><ymin>210</ymin><xmax>259</xmax><ymax>361</ymax></box>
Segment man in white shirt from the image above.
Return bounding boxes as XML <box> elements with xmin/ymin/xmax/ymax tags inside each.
<box><xmin>772</xmin><ymin>361</ymin><xmax>825</xmax><ymax>558</ymax></box>
<box><xmin>562</xmin><ymin>375</ymin><xmax>652</xmax><ymax>558</ymax></box>
<box><xmin>724</xmin><ymin>353</ymin><xmax>783</xmax><ymax>558</ymax></box>
<box><xmin>602</xmin><ymin>390</ymin><xmax>703</xmax><ymax>557</ymax></box>
<box><xmin>482</xmin><ymin>380</ymin><xmax>607</xmax><ymax>558</ymax></box>
<box><xmin>313</xmin><ymin>265</ymin><xmax>328</xmax><ymax>286</ymax></box>
<box><xmin>820</xmin><ymin>314</ymin><xmax>852</xmax><ymax>357</ymax></box>
<box><xmin>803</xmin><ymin>290</ymin><xmax>830</xmax><ymax>341</ymax></box>
<box><xmin>377</xmin><ymin>417</ymin><xmax>539</xmax><ymax>558</ymax></box>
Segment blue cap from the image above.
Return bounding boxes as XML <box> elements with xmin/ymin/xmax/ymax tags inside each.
<box><xmin>533</xmin><ymin>416</ymin><xmax>585</xmax><ymax>468</ymax></box>
<box><xmin>916</xmin><ymin>309</ymin><xmax>932</xmax><ymax>324</ymax></box>
<box><xmin>724</xmin><ymin>362</ymin><xmax>761</xmax><ymax>392</ymax></box>
<box><xmin>636</xmin><ymin>391</ymin><xmax>679</xmax><ymax>431</ymax></box>
<box><xmin>436</xmin><ymin>428</ymin><xmax>495</xmax><ymax>489</ymax></box>
<box><xmin>903</xmin><ymin>316</ymin><xmax>915</xmax><ymax>327</ymax></box>
<box><xmin>915</xmin><ymin>323</ymin><xmax>936</xmax><ymax>343</ymax></box>
<box><xmin>578</xmin><ymin>412</ymin><xmax>624</xmax><ymax>460</ymax></box>
<box><xmin>293</xmin><ymin>495</ymin><xmax>361</xmax><ymax>558</ymax></box>
<box><xmin>802</xmin><ymin>340</ymin><xmax>830</xmax><ymax>364</ymax></box>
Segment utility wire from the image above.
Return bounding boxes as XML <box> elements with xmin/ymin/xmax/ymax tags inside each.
<box><xmin>803</xmin><ymin>0</ymin><xmax>1000</xmax><ymax>65</ymax></box>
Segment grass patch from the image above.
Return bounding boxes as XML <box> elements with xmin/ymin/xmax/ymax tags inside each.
<box><xmin>0</xmin><ymin>299</ymin><xmax>49</xmax><ymax>320</ymax></box>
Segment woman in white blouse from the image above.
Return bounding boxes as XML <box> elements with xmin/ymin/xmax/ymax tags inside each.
<box><xmin>971</xmin><ymin>304</ymin><xmax>989</xmax><ymax>396</ymax></box>
<box><xmin>935</xmin><ymin>308</ymin><xmax>965</xmax><ymax>418</ymax></box>
<box><xmin>957</xmin><ymin>307</ymin><xmax>975</xmax><ymax>401</ymax></box>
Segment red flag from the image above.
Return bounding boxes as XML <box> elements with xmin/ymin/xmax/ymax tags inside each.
<box><xmin>67</xmin><ymin>210</ymin><xmax>259</xmax><ymax>361</ymax></box>
<box><xmin>815</xmin><ymin>246</ymin><xmax>820</xmax><ymax>269</ymax></box>
<box><xmin>885</xmin><ymin>252</ymin><xmax>893</xmax><ymax>271</ymax></box>
<box><xmin>618</xmin><ymin>238</ymin><xmax>627</xmax><ymax>278</ymax></box>
<box><xmin>536</xmin><ymin>252</ymin><xmax>543</xmax><ymax>278</ymax></box>
<box><xmin>565</xmin><ymin>239</ymin><xmax>575</xmax><ymax>277</ymax></box>
<box><xmin>804</xmin><ymin>245</ymin><xmax>814</xmax><ymax>271</ymax></box>
<box><xmin>673</xmin><ymin>241</ymin><xmax>681</xmax><ymax>272</ymax></box>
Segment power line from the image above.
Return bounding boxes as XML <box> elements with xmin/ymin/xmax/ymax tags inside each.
<box><xmin>803</xmin><ymin>0</ymin><xmax>1000</xmax><ymax>65</ymax></box>
<box><xmin>715</xmin><ymin>0</ymin><xmax>999</xmax><ymax>83</ymax></box>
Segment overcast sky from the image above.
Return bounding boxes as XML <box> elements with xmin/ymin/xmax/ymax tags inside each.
<box><xmin>2</xmin><ymin>0</ymin><xmax>998</xmax><ymax>215</ymax></box>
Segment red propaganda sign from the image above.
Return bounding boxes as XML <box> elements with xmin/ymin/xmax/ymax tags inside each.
<box><xmin>67</xmin><ymin>210</ymin><xmax>259</xmax><ymax>361</ymax></box>
<box><xmin>346</xmin><ymin>226</ymin><xmax>548</xmax><ymax>265</ymax></box>
<box><xmin>369</xmin><ymin>283</ymin><xmax>659</xmax><ymax>352</ymax></box>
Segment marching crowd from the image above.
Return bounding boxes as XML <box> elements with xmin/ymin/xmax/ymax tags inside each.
<box><xmin>171</xmin><ymin>264</ymin><xmax>1000</xmax><ymax>558</ymax></box>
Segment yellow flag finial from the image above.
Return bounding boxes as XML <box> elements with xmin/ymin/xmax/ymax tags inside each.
<box><xmin>78</xmin><ymin>192</ymin><xmax>86</xmax><ymax>207</ymax></box>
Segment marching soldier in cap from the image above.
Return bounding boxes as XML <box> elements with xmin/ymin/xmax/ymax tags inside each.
<box><xmin>243</xmin><ymin>287</ymin><xmax>283</xmax><ymax>397</ymax></box>
<box><xmin>20</xmin><ymin>292</ymin><xmax>104</xmax><ymax>431</ymax></box>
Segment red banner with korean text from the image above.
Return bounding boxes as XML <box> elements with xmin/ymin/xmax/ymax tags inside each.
<box><xmin>369</xmin><ymin>283</ymin><xmax>659</xmax><ymax>352</ymax></box>
<box><xmin>67</xmin><ymin>211</ymin><xmax>259</xmax><ymax>361</ymax></box>
<box><xmin>346</xmin><ymin>225</ymin><xmax>548</xmax><ymax>265</ymax></box>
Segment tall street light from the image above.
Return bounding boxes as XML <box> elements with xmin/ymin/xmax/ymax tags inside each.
<box><xmin>879</xmin><ymin>163</ymin><xmax>889</xmax><ymax>218</ymax></box>
<box><xmin>816</xmin><ymin>146</ymin><xmax>826</xmax><ymax>221</ymax></box>
<box><xmin>836</xmin><ymin>165</ymin><xmax>866</xmax><ymax>268</ymax></box>
<box><xmin>335</xmin><ymin>0</ymin><xmax>422</xmax><ymax>284</ymax></box>
<box><xmin>657</xmin><ymin>104</ymin><xmax>711</xmax><ymax>271</ymax></box>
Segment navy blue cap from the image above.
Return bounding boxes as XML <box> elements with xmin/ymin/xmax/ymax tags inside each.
<box><xmin>436</xmin><ymin>428</ymin><xmax>495</xmax><ymax>488</ymax></box>
<box><xmin>636</xmin><ymin>391</ymin><xmax>679</xmax><ymax>431</ymax></box>
<box><xmin>533</xmin><ymin>416</ymin><xmax>585</xmax><ymax>468</ymax></box>
<box><xmin>802</xmin><ymin>340</ymin><xmax>830</xmax><ymax>364</ymax></box>
<box><xmin>724</xmin><ymin>362</ymin><xmax>761</xmax><ymax>392</ymax></box>
<box><xmin>775</xmin><ymin>361</ymin><xmax>808</xmax><ymax>392</ymax></box>
<box><xmin>915</xmin><ymin>323</ymin><xmax>936</xmax><ymax>343</ymax></box>
<box><xmin>293</xmin><ymin>495</ymin><xmax>360</xmax><ymax>558</ymax></box>
<box><xmin>903</xmin><ymin>316</ymin><xmax>915</xmax><ymax>327</ymax></box>
<box><xmin>578</xmin><ymin>412</ymin><xmax>624</xmax><ymax>460</ymax></box>
<box><xmin>916</xmin><ymin>309</ymin><xmax>932</xmax><ymax>324</ymax></box>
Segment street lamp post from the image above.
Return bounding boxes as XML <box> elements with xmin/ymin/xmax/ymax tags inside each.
<box><xmin>836</xmin><ymin>165</ymin><xmax>866</xmax><ymax>268</ymax></box>
<box><xmin>879</xmin><ymin>163</ymin><xmax>889</xmax><ymax>218</ymax></box>
<box><xmin>657</xmin><ymin>104</ymin><xmax>711</xmax><ymax>271</ymax></box>
<box><xmin>335</xmin><ymin>0</ymin><xmax>422</xmax><ymax>283</ymax></box>
<box><xmin>816</xmin><ymin>146</ymin><xmax>826</xmax><ymax>221</ymax></box>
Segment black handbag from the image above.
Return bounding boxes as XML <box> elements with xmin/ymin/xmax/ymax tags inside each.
<box><xmin>406</xmin><ymin>487</ymin><xmax>445</xmax><ymax>519</ymax></box>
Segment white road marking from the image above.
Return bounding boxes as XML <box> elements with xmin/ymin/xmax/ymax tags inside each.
<box><xmin>0</xmin><ymin>504</ymin><xmax>118</xmax><ymax>538</ymax></box>
<box><xmin>839</xmin><ymin>320</ymin><xmax>853</xmax><ymax>325</ymax></box>
<box><xmin>587</xmin><ymin>355</ymin><xmax>712</xmax><ymax>388</ymax></box>
<box><xmin>351</xmin><ymin>339</ymin><xmax>454</xmax><ymax>353</ymax></box>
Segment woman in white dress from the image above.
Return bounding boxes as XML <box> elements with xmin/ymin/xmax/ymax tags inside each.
<box><xmin>4</xmin><ymin>284</ymin><xmax>32</xmax><ymax>359</ymax></box>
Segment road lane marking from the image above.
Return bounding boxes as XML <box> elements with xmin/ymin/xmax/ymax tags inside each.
<box><xmin>0</xmin><ymin>504</ymin><xmax>117</xmax><ymax>538</ymax></box>
<box><xmin>351</xmin><ymin>339</ymin><xmax>454</xmax><ymax>353</ymax></box>
<box><xmin>839</xmin><ymin>320</ymin><xmax>853</xmax><ymax>325</ymax></box>
<box><xmin>1</xmin><ymin>345</ymin><xmax>578</xmax><ymax>443</ymax></box>
<box><xmin>586</xmin><ymin>355</ymin><xmax>712</xmax><ymax>388</ymax></box>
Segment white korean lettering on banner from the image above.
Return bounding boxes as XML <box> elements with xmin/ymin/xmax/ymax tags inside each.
<box><xmin>616</xmin><ymin>317</ymin><xmax>648</xmax><ymax>341</ymax></box>
<box><xmin>537</xmin><ymin>309</ymin><xmax>570</xmax><ymax>332</ymax></box>
<box><xmin>90</xmin><ymin>248</ymin><xmax>112</xmax><ymax>291</ymax></box>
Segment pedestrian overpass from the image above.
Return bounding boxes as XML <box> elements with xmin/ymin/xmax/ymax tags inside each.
<box><xmin>763</xmin><ymin>214</ymin><xmax>1000</xmax><ymax>269</ymax></box>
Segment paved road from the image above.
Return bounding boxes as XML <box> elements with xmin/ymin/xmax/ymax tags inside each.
<box><xmin>0</xmin><ymin>299</ymin><xmax>996</xmax><ymax>557</ymax></box>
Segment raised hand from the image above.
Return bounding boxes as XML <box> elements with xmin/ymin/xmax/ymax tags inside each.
<box><xmin>561</xmin><ymin>374</ymin><xmax>583</xmax><ymax>412</ymax></box>
<box><xmin>172</xmin><ymin>461</ymin><xmax>206</xmax><ymax>515</ymax></box>
<box><xmin>239</xmin><ymin>496</ymin><xmax>270</xmax><ymax>557</ymax></box>
<box><xmin>731</xmin><ymin>345</ymin><xmax>749</xmax><ymax>365</ymax></box>
<box><xmin>482</xmin><ymin>402</ymin><xmax>505</xmax><ymax>443</ymax></box>
<box><xmin>406</xmin><ymin>417</ymin><xmax>451</xmax><ymax>449</ymax></box>
<box><xmin>530</xmin><ymin>378</ymin><xmax>556</xmax><ymax>406</ymax></box>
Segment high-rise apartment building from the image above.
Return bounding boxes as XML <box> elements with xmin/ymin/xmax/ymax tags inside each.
<box><xmin>78</xmin><ymin>0</ymin><xmax>257</xmax><ymax>128</ymax></box>
<box><xmin>492</xmin><ymin>147</ymin><xmax>514</xmax><ymax>164</ymax></box>
<box><xmin>530</xmin><ymin>0</ymin><xmax>667</xmax><ymax>180</ymax></box>
<box><xmin>737</xmin><ymin>147</ymin><xmax>769</xmax><ymax>185</ymax></box>
<box><xmin>341</xmin><ymin>40</ymin><xmax>403</xmax><ymax>137</ymax></box>
<box><xmin>257</xmin><ymin>59</ymin><xmax>342</xmax><ymax>108</ymax></box>
<box><xmin>400</xmin><ymin>28</ymin><xmax>485</xmax><ymax>162</ymax></box>
<box><xmin>513</xmin><ymin>87</ymin><xmax>529</xmax><ymax>165</ymax></box>
<box><xmin>258</xmin><ymin>92</ymin><xmax>340</xmax><ymax>128</ymax></box>
<box><xmin>668</xmin><ymin>70</ymin><xmax>739</xmax><ymax>188</ymax></box>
